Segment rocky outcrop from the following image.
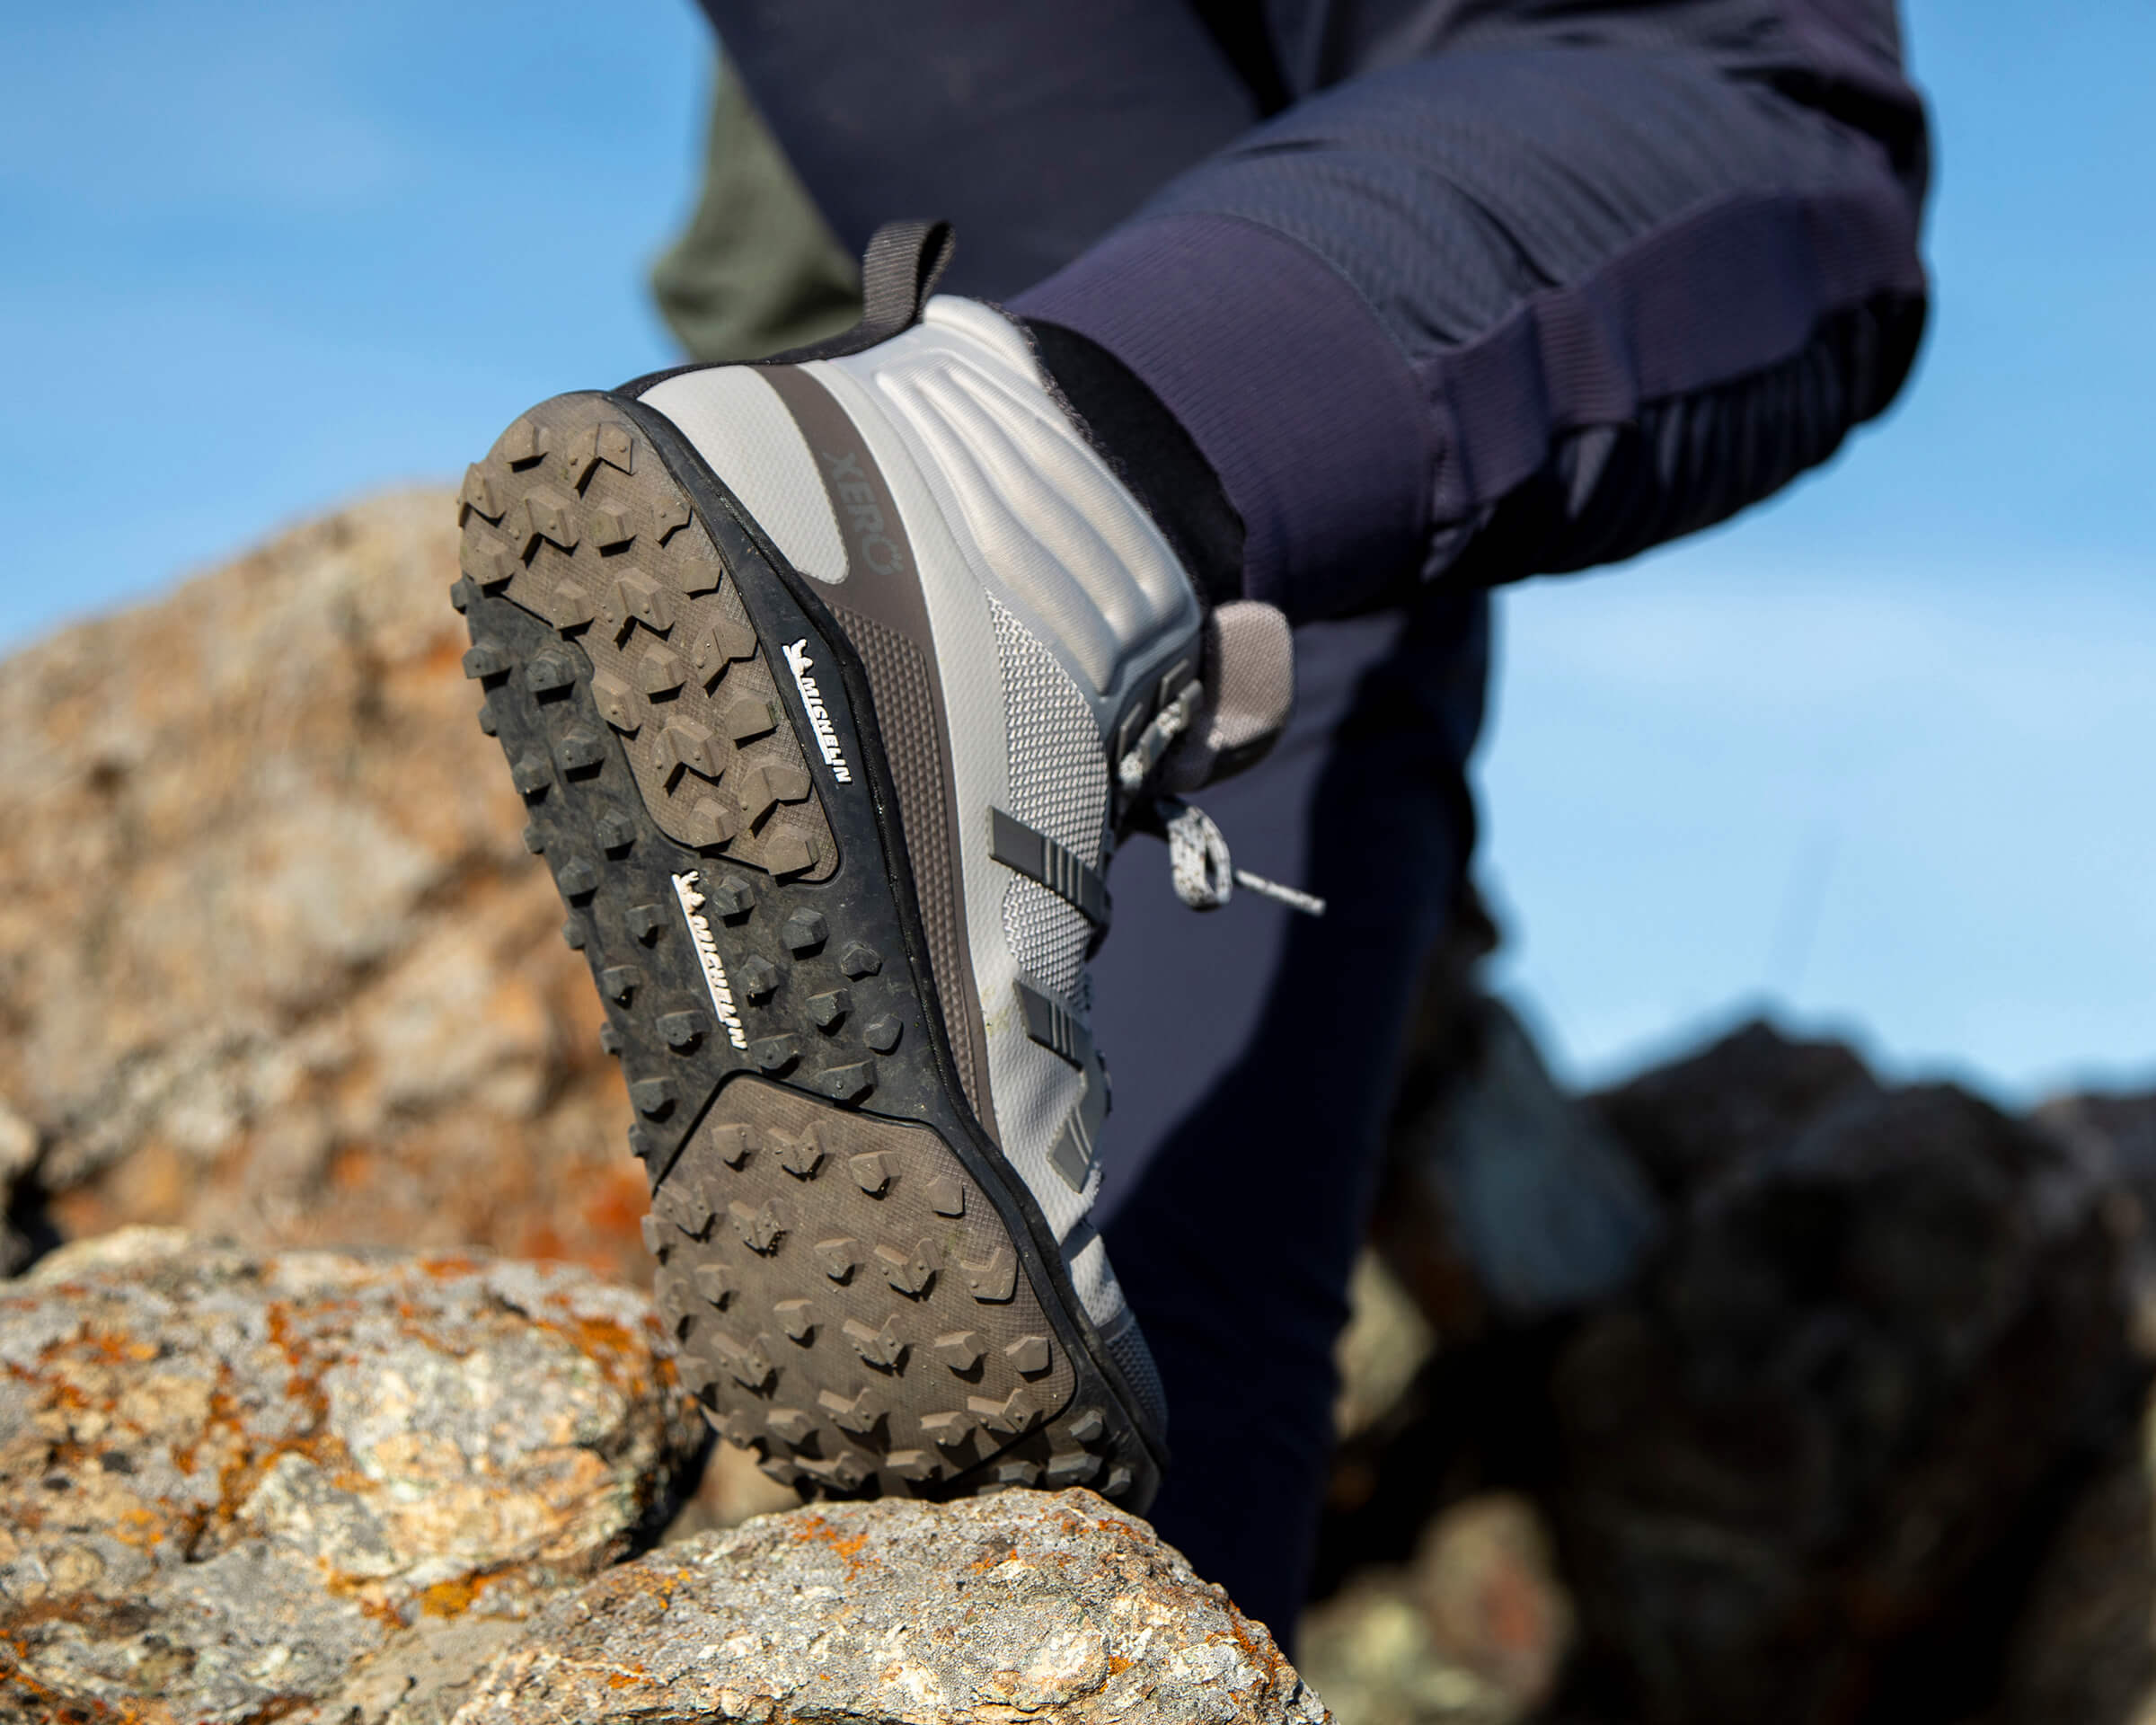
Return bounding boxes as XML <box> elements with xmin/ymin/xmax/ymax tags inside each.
<box><xmin>458</xmin><ymin>1493</ymin><xmax>1325</xmax><ymax>1724</ymax></box>
<box><xmin>0</xmin><ymin>1231</ymin><xmax>1327</xmax><ymax>1724</ymax></box>
<box><xmin>0</xmin><ymin>1230</ymin><xmax>702</xmax><ymax>1723</ymax></box>
<box><xmin>8</xmin><ymin>494</ymin><xmax>2155</xmax><ymax>1725</ymax></box>
<box><xmin>1590</xmin><ymin>1018</ymin><xmax>1882</xmax><ymax>1201</ymax></box>
<box><xmin>1374</xmin><ymin>993</ymin><xmax>1663</xmax><ymax>1334</ymax></box>
<box><xmin>0</xmin><ymin>492</ymin><xmax>648</xmax><ymax>1282</ymax></box>
<box><xmin>0</xmin><ymin>482</ymin><xmax>1338</xmax><ymax>1724</ymax></box>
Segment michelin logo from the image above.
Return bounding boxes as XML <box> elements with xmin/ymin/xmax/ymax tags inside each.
<box><xmin>783</xmin><ymin>639</ymin><xmax>853</xmax><ymax>783</ymax></box>
<box><xmin>671</xmin><ymin>871</ymin><xmax>750</xmax><ymax>1051</ymax></box>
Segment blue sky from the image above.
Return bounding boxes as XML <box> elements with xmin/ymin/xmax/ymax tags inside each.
<box><xmin>3</xmin><ymin>2</ymin><xmax>2149</xmax><ymax>1102</ymax></box>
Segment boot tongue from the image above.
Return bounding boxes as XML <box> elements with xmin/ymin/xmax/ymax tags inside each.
<box><xmin>1161</xmin><ymin>599</ymin><xmax>1295</xmax><ymax>793</ymax></box>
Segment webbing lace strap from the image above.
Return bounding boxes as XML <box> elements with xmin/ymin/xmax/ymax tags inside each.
<box><xmin>1047</xmin><ymin>1063</ymin><xmax>1108</xmax><ymax>1194</ymax></box>
<box><xmin>762</xmin><ymin>219</ymin><xmax>956</xmax><ymax>364</ymax></box>
<box><xmin>989</xmin><ymin>807</ymin><xmax>1112</xmax><ymax>929</ymax></box>
<box><xmin>1015</xmin><ymin>978</ymin><xmax>1096</xmax><ymax>1072</ymax></box>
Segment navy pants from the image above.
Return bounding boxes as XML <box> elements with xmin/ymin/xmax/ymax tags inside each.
<box><xmin>698</xmin><ymin>0</ymin><xmax>1930</xmax><ymax>1639</ymax></box>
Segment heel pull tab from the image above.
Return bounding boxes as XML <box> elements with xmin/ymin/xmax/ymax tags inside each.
<box><xmin>764</xmin><ymin>220</ymin><xmax>957</xmax><ymax>364</ymax></box>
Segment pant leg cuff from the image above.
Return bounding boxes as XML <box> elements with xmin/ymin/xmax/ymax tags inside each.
<box><xmin>1013</xmin><ymin>213</ymin><xmax>1432</xmax><ymax>620</ymax></box>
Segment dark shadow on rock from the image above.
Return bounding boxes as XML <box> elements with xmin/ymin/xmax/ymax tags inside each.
<box><xmin>0</xmin><ymin>1105</ymin><xmax>57</xmax><ymax>1278</ymax></box>
<box><xmin>1312</xmin><ymin>1316</ymin><xmax>1577</xmax><ymax>1603</ymax></box>
<box><xmin>1988</xmin><ymin>1411</ymin><xmax>2156</xmax><ymax>1725</ymax></box>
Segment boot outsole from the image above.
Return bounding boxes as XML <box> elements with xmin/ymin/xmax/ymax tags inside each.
<box><xmin>455</xmin><ymin>390</ymin><xmax>1162</xmax><ymax>1510</ymax></box>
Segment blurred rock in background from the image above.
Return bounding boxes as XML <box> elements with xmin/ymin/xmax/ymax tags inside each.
<box><xmin>1374</xmin><ymin>978</ymin><xmax>1664</xmax><ymax>1340</ymax></box>
<box><xmin>1987</xmin><ymin>1092</ymin><xmax>2156</xmax><ymax>1725</ymax></box>
<box><xmin>1314</xmin><ymin>1017</ymin><xmax>2154</xmax><ymax>1725</ymax></box>
<box><xmin>0</xmin><ymin>491</ymin><xmax>647</xmax><ymax>1279</ymax></box>
<box><xmin>1301</xmin><ymin>1491</ymin><xmax>1575</xmax><ymax>1725</ymax></box>
<box><xmin>4</xmin><ymin>497</ymin><xmax>2156</xmax><ymax>1723</ymax></box>
<box><xmin>1551</xmin><ymin>1033</ymin><xmax>2142</xmax><ymax>1725</ymax></box>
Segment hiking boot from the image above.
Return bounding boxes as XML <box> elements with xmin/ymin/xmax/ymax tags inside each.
<box><xmin>451</xmin><ymin>229</ymin><xmax>1235</xmax><ymax>1511</ymax></box>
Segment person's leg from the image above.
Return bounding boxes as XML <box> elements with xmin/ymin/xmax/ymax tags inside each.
<box><xmin>683</xmin><ymin>10</ymin><xmax>1505</xmax><ymax>1612</ymax></box>
<box><xmin>651</xmin><ymin>58</ymin><xmax>862</xmax><ymax>364</ymax></box>
<box><xmin>998</xmin><ymin>1</ymin><xmax>1926</xmax><ymax>1635</ymax></box>
<box><xmin>694</xmin><ymin>1</ymin><xmax>1264</xmax><ymax>299</ymax></box>
<box><xmin>1012</xmin><ymin>14</ymin><xmax>1929</xmax><ymax>621</ymax></box>
<box><xmin>560</xmin><ymin>0</ymin><xmax>1922</xmax><ymax>1640</ymax></box>
<box><xmin>1096</xmin><ymin>588</ymin><xmax>1490</xmax><ymax>1643</ymax></box>
<box><xmin>1088</xmin><ymin>610</ymin><xmax>1423</xmax><ymax>1221</ymax></box>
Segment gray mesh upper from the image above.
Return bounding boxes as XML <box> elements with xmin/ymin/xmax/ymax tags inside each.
<box><xmin>990</xmin><ymin>595</ymin><xmax>1107</xmax><ymax>1005</ymax></box>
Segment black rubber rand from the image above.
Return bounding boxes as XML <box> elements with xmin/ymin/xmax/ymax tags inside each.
<box><xmin>454</xmin><ymin>390</ymin><xmax>1162</xmax><ymax>1511</ymax></box>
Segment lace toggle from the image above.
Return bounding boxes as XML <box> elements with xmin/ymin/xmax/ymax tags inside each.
<box><xmin>1158</xmin><ymin>797</ymin><xmax>1326</xmax><ymax>916</ymax></box>
<box><xmin>1116</xmin><ymin>681</ymin><xmax>1324</xmax><ymax>918</ymax></box>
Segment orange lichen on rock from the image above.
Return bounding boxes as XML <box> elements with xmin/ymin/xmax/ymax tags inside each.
<box><xmin>453</xmin><ymin>1491</ymin><xmax>1331</xmax><ymax>1724</ymax></box>
<box><xmin>0</xmin><ymin>1232</ymin><xmax>703</xmax><ymax>1723</ymax></box>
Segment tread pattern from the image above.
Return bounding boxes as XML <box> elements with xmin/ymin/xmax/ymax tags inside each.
<box><xmin>649</xmin><ymin>1080</ymin><xmax>1125</xmax><ymax>1499</ymax></box>
<box><xmin>459</xmin><ymin>400</ymin><xmax>835</xmax><ymax>882</ymax></box>
<box><xmin>453</xmin><ymin>392</ymin><xmax>1148</xmax><ymax>1510</ymax></box>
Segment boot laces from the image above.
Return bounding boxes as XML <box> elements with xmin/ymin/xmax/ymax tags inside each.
<box><xmin>1114</xmin><ymin>685</ymin><xmax>1325</xmax><ymax>917</ymax></box>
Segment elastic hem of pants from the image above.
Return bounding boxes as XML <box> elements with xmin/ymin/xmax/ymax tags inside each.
<box><xmin>1012</xmin><ymin>213</ymin><xmax>1434</xmax><ymax>623</ymax></box>
<box><xmin>1415</xmin><ymin>181</ymin><xmax>1927</xmax><ymax>551</ymax></box>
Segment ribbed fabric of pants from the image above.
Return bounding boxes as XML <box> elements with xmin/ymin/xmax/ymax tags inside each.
<box><xmin>696</xmin><ymin>0</ymin><xmax>1930</xmax><ymax>1645</ymax></box>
